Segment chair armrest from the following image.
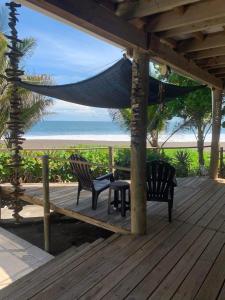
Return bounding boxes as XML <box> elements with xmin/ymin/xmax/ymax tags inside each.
<box><xmin>96</xmin><ymin>173</ymin><xmax>114</xmax><ymax>182</ymax></box>
<box><xmin>172</xmin><ymin>176</ymin><xmax>178</xmax><ymax>187</ymax></box>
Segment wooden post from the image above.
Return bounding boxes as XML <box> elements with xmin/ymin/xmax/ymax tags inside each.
<box><xmin>42</xmin><ymin>155</ymin><xmax>51</xmax><ymax>253</ymax></box>
<box><xmin>219</xmin><ymin>147</ymin><xmax>224</xmax><ymax>178</ymax></box>
<box><xmin>108</xmin><ymin>146</ymin><xmax>114</xmax><ymax>173</ymax></box>
<box><xmin>130</xmin><ymin>48</ymin><xmax>149</xmax><ymax>235</ymax></box>
<box><xmin>209</xmin><ymin>89</ymin><xmax>223</xmax><ymax>179</ymax></box>
<box><xmin>0</xmin><ymin>187</ymin><xmax>2</xmax><ymax>221</ymax></box>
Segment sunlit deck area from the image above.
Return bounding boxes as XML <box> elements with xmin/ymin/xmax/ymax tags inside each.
<box><xmin>2</xmin><ymin>176</ymin><xmax>223</xmax><ymax>234</ymax></box>
<box><xmin>1</xmin><ymin>176</ymin><xmax>225</xmax><ymax>299</ymax></box>
<box><xmin>0</xmin><ymin>227</ymin><xmax>53</xmax><ymax>290</ymax></box>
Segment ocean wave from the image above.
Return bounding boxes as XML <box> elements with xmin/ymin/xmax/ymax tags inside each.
<box><xmin>23</xmin><ymin>134</ymin><xmax>131</xmax><ymax>141</ymax></box>
<box><xmin>23</xmin><ymin>133</ymin><xmax>225</xmax><ymax>142</ymax></box>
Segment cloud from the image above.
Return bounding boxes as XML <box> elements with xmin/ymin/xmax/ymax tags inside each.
<box><xmin>44</xmin><ymin>100</ymin><xmax>111</xmax><ymax>121</ymax></box>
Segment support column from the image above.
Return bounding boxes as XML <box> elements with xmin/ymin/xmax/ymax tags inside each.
<box><xmin>209</xmin><ymin>88</ymin><xmax>223</xmax><ymax>179</ymax></box>
<box><xmin>130</xmin><ymin>48</ymin><xmax>149</xmax><ymax>235</ymax></box>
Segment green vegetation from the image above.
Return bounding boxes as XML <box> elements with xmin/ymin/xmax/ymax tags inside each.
<box><xmin>0</xmin><ymin>147</ymin><xmax>212</xmax><ymax>184</ymax></box>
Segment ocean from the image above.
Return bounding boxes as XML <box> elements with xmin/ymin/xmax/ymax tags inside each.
<box><xmin>24</xmin><ymin>120</ymin><xmax>225</xmax><ymax>142</ymax></box>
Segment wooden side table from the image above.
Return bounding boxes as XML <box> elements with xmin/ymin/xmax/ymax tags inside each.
<box><xmin>108</xmin><ymin>181</ymin><xmax>130</xmax><ymax>217</ymax></box>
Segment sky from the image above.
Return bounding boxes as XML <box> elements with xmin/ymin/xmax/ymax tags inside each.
<box><xmin>0</xmin><ymin>0</ymin><xmax>123</xmax><ymax>121</ymax></box>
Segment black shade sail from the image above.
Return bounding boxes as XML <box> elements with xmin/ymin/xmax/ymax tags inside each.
<box><xmin>18</xmin><ymin>58</ymin><xmax>204</xmax><ymax>109</ymax></box>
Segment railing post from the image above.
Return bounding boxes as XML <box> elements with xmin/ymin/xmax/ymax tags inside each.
<box><xmin>42</xmin><ymin>155</ymin><xmax>50</xmax><ymax>253</ymax></box>
<box><xmin>219</xmin><ymin>147</ymin><xmax>224</xmax><ymax>178</ymax></box>
<box><xmin>0</xmin><ymin>187</ymin><xmax>2</xmax><ymax>221</ymax></box>
<box><xmin>108</xmin><ymin>146</ymin><xmax>114</xmax><ymax>173</ymax></box>
<box><xmin>209</xmin><ymin>88</ymin><xmax>223</xmax><ymax>179</ymax></box>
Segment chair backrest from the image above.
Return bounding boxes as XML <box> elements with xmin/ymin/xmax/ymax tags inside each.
<box><xmin>70</xmin><ymin>154</ymin><xmax>93</xmax><ymax>190</ymax></box>
<box><xmin>147</xmin><ymin>160</ymin><xmax>176</xmax><ymax>201</ymax></box>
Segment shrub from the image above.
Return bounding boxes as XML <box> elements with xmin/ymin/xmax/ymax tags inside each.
<box><xmin>0</xmin><ymin>146</ymin><xmax>210</xmax><ymax>183</ymax></box>
<box><xmin>173</xmin><ymin>150</ymin><xmax>191</xmax><ymax>177</ymax></box>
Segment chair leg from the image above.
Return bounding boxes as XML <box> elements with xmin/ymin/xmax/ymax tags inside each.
<box><xmin>168</xmin><ymin>201</ymin><xmax>172</xmax><ymax>223</ymax></box>
<box><xmin>108</xmin><ymin>188</ymin><xmax>112</xmax><ymax>214</ymax></box>
<box><xmin>121</xmin><ymin>189</ymin><xmax>126</xmax><ymax>217</ymax></box>
<box><xmin>77</xmin><ymin>185</ymin><xmax>82</xmax><ymax>205</ymax></box>
<box><xmin>92</xmin><ymin>191</ymin><xmax>99</xmax><ymax>210</ymax></box>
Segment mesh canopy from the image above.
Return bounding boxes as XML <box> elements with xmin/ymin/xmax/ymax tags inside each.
<box><xmin>18</xmin><ymin>58</ymin><xmax>204</xmax><ymax>108</ymax></box>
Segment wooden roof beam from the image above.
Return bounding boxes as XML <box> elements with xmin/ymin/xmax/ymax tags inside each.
<box><xmin>198</xmin><ymin>55</ymin><xmax>225</xmax><ymax>68</ymax></box>
<box><xmin>149</xmin><ymin>34</ymin><xmax>223</xmax><ymax>89</ymax></box>
<box><xmin>215</xmin><ymin>73</ymin><xmax>225</xmax><ymax>78</ymax></box>
<box><xmin>147</xmin><ymin>0</ymin><xmax>225</xmax><ymax>33</ymax></box>
<box><xmin>116</xmin><ymin>0</ymin><xmax>200</xmax><ymax>19</ymax></box>
<box><xmin>189</xmin><ymin>47</ymin><xmax>225</xmax><ymax>60</ymax></box>
<box><xmin>178</xmin><ymin>32</ymin><xmax>225</xmax><ymax>53</ymax></box>
<box><xmin>209</xmin><ymin>68</ymin><xmax>225</xmax><ymax>75</ymax></box>
<box><xmin>16</xmin><ymin>0</ymin><xmax>148</xmax><ymax>50</ymax></box>
<box><xmin>204</xmin><ymin>64</ymin><xmax>225</xmax><ymax>70</ymax></box>
<box><xmin>158</xmin><ymin>16</ymin><xmax>225</xmax><ymax>38</ymax></box>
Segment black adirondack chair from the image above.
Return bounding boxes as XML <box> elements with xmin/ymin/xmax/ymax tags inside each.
<box><xmin>146</xmin><ymin>160</ymin><xmax>176</xmax><ymax>222</ymax></box>
<box><xmin>70</xmin><ymin>154</ymin><xmax>114</xmax><ymax>210</ymax></box>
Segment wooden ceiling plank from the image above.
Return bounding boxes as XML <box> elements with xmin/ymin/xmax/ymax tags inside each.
<box><xmin>215</xmin><ymin>73</ymin><xmax>225</xmax><ymax>78</ymax></box>
<box><xmin>204</xmin><ymin>64</ymin><xmax>225</xmax><ymax>70</ymax></box>
<box><xmin>198</xmin><ymin>55</ymin><xmax>225</xmax><ymax>68</ymax></box>
<box><xmin>149</xmin><ymin>34</ymin><xmax>223</xmax><ymax>89</ymax></box>
<box><xmin>158</xmin><ymin>16</ymin><xmax>225</xmax><ymax>38</ymax></box>
<box><xmin>116</xmin><ymin>0</ymin><xmax>200</xmax><ymax>19</ymax></box>
<box><xmin>147</xmin><ymin>0</ymin><xmax>225</xmax><ymax>32</ymax></box>
<box><xmin>209</xmin><ymin>67</ymin><xmax>225</xmax><ymax>74</ymax></box>
<box><xmin>189</xmin><ymin>47</ymin><xmax>225</xmax><ymax>60</ymax></box>
<box><xmin>178</xmin><ymin>32</ymin><xmax>225</xmax><ymax>53</ymax></box>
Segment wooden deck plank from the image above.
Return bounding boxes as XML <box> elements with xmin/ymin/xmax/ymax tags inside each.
<box><xmin>148</xmin><ymin>229</ymin><xmax>215</xmax><ymax>299</ymax></box>
<box><xmin>2</xmin><ymin>234</ymin><xmax>120</xmax><ymax>300</ymax></box>
<box><xmin>186</xmin><ymin>183</ymin><xmax>225</xmax><ymax>225</ymax></box>
<box><xmin>206</xmin><ymin>205</ymin><xmax>225</xmax><ymax>231</ymax></box>
<box><xmin>217</xmin><ymin>281</ymin><xmax>225</xmax><ymax>300</ymax></box>
<box><xmin>79</xmin><ymin>221</ymin><xmax>188</xmax><ymax>300</ymax></box>
<box><xmin>196</xmin><ymin>186</ymin><xmax>225</xmax><ymax>227</ymax></box>
<box><xmin>173</xmin><ymin>232</ymin><xmax>225</xmax><ymax>300</ymax></box>
<box><xmin>101</xmin><ymin>223</ymin><xmax>200</xmax><ymax>300</ymax></box>
<box><xmin>195</xmin><ymin>243</ymin><xmax>225</xmax><ymax>300</ymax></box>
<box><xmin>122</xmin><ymin>226</ymin><xmax>206</xmax><ymax>300</ymax></box>
<box><xmin>30</xmin><ymin>222</ymin><xmax>171</xmax><ymax>300</ymax></box>
<box><xmin>174</xmin><ymin>181</ymin><xmax>219</xmax><ymax>221</ymax></box>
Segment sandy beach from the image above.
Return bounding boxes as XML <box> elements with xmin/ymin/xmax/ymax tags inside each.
<box><xmin>0</xmin><ymin>139</ymin><xmax>218</xmax><ymax>149</ymax></box>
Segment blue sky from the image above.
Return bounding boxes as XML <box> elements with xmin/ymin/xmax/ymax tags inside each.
<box><xmin>0</xmin><ymin>0</ymin><xmax>122</xmax><ymax>121</ymax></box>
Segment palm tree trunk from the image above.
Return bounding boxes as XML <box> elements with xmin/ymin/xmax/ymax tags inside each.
<box><xmin>197</xmin><ymin>126</ymin><xmax>205</xmax><ymax>167</ymax></box>
<box><xmin>150</xmin><ymin>129</ymin><xmax>159</xmax><ymax>148</ymax></box>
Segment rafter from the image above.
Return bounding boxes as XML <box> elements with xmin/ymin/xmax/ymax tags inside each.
<box><xmin>178</xmin><ymin>32</ymin><xmax>225</xmax><ymax>53</ymax></box>
<box><xmin>116</xmin><ymin>0</ymin><xmax>200</xmax><ymax>19</ymax></box>
<box><xmin>204</xmin><ymin>64</ymin><xmax>225</xmax><ymax>70</ymax></box>
<box><xmin>148</xmin><ymin>34</ymin><xmax>223</xmax><ymax>89</ymax></box>
<box><xmin>189</xmin><ymin>47</ymin><xmax>225</xmax><ymax>60</ymax></box>
<box><xmin>198</xmin><ymin>55</ymin><xmax>225</xmax><ymax>68</ymax></box>
<box><xmin>215</xmin><ymin>73</ymin><xmax>225</xmax><ymax>78</ymax></box>
<box><xmin>158</xmin><ymin>16</ymin><xmax>225</xmax><ymax>38</ymax></box>
<box><xmin>147</xmin><ymin>0</ymin><xmax>225</xmax><ymax>33</ymax></box>
<box><xmin>209</xmin><ymin>67</ymin><xmax>225</xmax><ymax>75</ymax></box>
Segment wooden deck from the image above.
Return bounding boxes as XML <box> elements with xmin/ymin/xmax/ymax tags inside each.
<box><xmin>1</xmin><ymin>177</ymin><xmax>225</xmax><ymax>299</ymax></box>
<box><xmin>1</xmin><ymin>176</ymin><xmax>225</xmax><ymax>234</ymax></box>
